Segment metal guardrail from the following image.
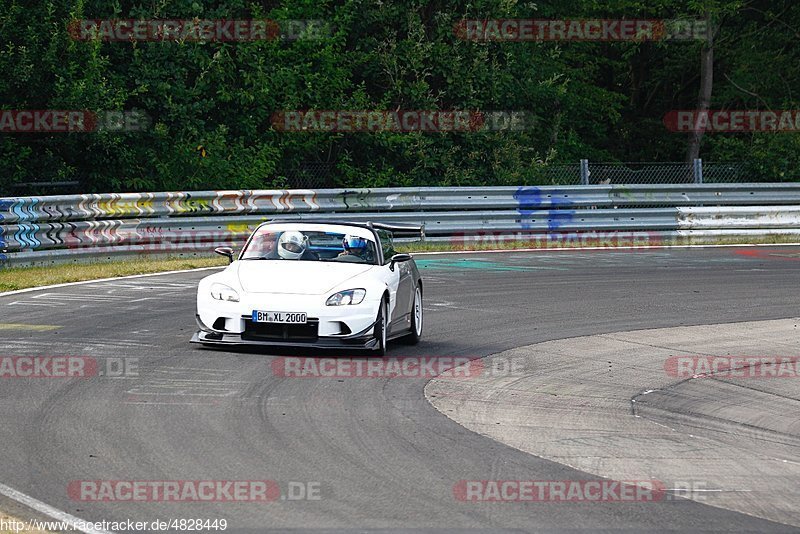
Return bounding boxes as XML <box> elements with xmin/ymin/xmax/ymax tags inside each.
<box><xmin>2</xmin><ymin>184</ymin><xmax>800</xmax><ymax>267</ymax></box>
<box><xmin>4</xmin><ymin>184</ymin><xmax>800</xmax><ymax>223</ymax></box>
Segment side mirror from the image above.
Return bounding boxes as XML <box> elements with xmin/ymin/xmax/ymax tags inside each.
<box><xmin>214</xmin><ymin>247</ymin><xmax>234</xmax><ymax>264</ymax></box>
<box><xmin>389</xmin><ymin>253</ymin><xmax>412</xmax><ymax>271</ymax></box>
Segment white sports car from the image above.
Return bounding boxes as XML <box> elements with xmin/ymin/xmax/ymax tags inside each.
<box><xmin>191</xmin><ymin>221</ymin><xmax>423</xmax><ymax>355</ymax></box>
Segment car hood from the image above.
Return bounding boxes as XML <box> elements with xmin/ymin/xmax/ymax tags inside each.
<box><xmin>235</xmin><ymin>261</ymin><xmax>376</xmax><ymax>295</ymax></box>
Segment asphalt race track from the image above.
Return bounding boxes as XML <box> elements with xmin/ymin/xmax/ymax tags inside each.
<box><xmin>1</xmin><ymin>246</ymin><xmax>799</xmax><ymax>533</ymax></box>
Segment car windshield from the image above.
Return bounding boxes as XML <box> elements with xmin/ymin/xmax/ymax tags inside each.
<box><xmin>240</xmin><ymin>228</ymin><xmax>378</xmax><ymax>264</ymax></box>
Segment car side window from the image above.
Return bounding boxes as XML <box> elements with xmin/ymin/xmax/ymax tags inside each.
<box><xmin>377</xmin><ymin>230</ymin><xmax>397</xmax><ymax>265</ymax></box>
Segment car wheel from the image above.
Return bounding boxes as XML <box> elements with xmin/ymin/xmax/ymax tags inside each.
<box><xmin>404</xmin><ymin>286</ymin><xmax>423</xmax><ymax>344</ymax></box>
<box><xmin>373</xmin><ymin>300</ymin><xmax>388</xmax><ymax>356</ymax></box>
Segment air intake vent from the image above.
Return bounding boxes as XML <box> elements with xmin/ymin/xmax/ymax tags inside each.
<box><xmin>337</xmin><ymin>322</ymin><xmax>352</xmax><ymax>335</ymax></box>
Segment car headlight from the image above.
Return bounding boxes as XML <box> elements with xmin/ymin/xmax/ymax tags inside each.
<box><xmin>326</xmin><ymin>288</ymin><xmax>366</xmax><ymax>306</ymax></box>
<box><xmin>210</xmin><ymin>283</ymin><xmax>240</xmax><ymax>302</ymax></box>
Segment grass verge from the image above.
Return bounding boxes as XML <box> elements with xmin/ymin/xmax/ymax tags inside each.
<box><xmin>0</xmin><ymin>256</ymin><xmax>227</xmax><ymax>292</ymax></box>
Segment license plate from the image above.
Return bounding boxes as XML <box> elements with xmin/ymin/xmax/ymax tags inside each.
<box><xmin>252</xmin><ymin>311</ymin><xmax>307</xmax><ymax>324</ymax></box>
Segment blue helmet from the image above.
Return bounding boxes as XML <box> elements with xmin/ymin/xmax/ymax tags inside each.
<box><xmin>343</xmin><ymin>235</ymin><xmax>368</xmax><ymax>253</ymax></box>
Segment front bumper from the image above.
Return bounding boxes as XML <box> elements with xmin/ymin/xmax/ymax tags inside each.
<box><xmin>197</xmin><ymin>292</ymin><xmax>380</xmax><ymax>338</ymax></box>
<box><xmin>191</xmin><ymin>314</ymin><xmax>379</xmax><ymax>350</ymax></box>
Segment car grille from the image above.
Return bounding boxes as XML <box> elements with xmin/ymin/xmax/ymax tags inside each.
<box><xmin>242</xmin><ymin>318</ymin><xmax>319</xmax><ymax>342</ymax></box>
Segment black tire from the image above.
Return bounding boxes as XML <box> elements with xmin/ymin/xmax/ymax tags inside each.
<box><xmin>403</xmin><ymin>286</ymin><xmax>423</xmax><ymax>345</ymax></box>
<box><xmin>373</xmin><ymin>299</ymin><xmax>388</xmax><ymax>356</ymax></box>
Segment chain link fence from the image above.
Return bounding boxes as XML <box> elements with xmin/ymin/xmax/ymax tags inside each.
<box><xmin>273</xmin><ymin>162</ymin><xmax>587</xmax><ymax>188</ymax></box>
<box><xmin>701</xmin><ymin>162</ymin><xmax>750</xmax><ymax>183</ymax></box>
<box><xmin>587</xmin><ymin>162</ymin><xmax>693</xmax><ymax>185</ymax></box>
<box><xmin>275</xmin><ymin>161</ymin><xmax>337</xmax><ymax>189</ymax></box>
<box><xmin>6</xmin><ymin>161</ymin><xmax>774</xmax><ymax>196</ymax></box>
<box><xmin>584</xmin><ymin>161</ymin><xmax>746</xmax><ymax>185</ymax></box>
<box><xmin>273</xmin><ymin>160</ymin><xmax>749</xmax><ymax>189</ymax></box>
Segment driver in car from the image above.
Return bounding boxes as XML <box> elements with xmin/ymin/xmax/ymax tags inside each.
<box><xmin>277</xmin><ymin>231</ymin><xmax>319</xmax><ymax>260</ymax></box>
<box><xmin>250</xmin><ymin>233</ymin><xmax>277</xmax><ymax>257</ymax></box>
<box><xmin>337</xmin><ymin>235</ymin><xmax>370</xmax><ymax>262</ymax></box>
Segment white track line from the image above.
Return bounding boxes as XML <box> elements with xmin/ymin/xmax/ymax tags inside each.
<box><xmin>0</xmin><ymin>482</ymin><xmax>112</xmax><ymax>534</ymax></box>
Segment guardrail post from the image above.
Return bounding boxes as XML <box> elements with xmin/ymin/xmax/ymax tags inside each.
<box><xmin>580</xmin><ymin>159</ymin><xmax>590</xmax><ymax>185</ymax></box>
<box><xmin>693</xmin><ymin>158</ymin><xmax>703</xmax><ymax>184</ymax></box>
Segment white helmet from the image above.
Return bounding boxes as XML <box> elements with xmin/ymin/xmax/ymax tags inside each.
<box><xmin>277</xmin><ymin>231</ymin><xmax>307</xmax><ymax>260</ymax></box>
